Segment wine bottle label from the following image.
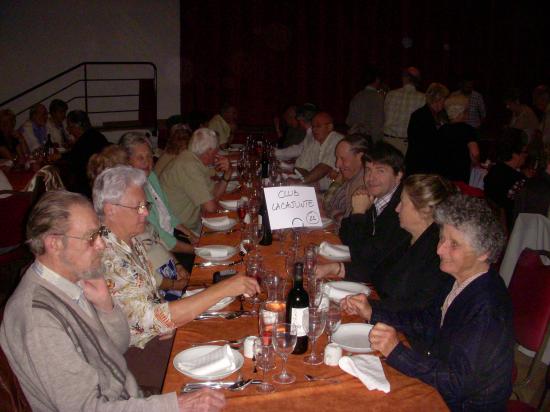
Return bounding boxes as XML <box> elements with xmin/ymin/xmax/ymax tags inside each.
<box><xmin>290</xmin><ymin>307</ymin><xmax>308</xmax><ymax>337</ymax></box>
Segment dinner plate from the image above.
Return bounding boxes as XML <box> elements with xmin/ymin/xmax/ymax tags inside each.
<box><xmin>202</xmin><ymin>217</ymin><xmax>237</xmax><ymax>232</ymax></box>
<box><xmin>324</xmin><ymin>281</ymin><xmax>371</xmax><ymax>303</ymax></box>
<box><xmin>318</xmin><ymin>244</ymin><xmax>351</xmax><ymax>262</ymax></box>
<box><xmin>332</xmin><ymin>323</ymin><xmax>374</xmax><ymax>353</ymax></box>
<box><xmin>219</xmin><ymin>199</ymin><xmax>238</xmax><ymax>211</ymax></box>
<box><xmin>195</xmin><ymin>245</ymin><xmax>238</xmax><ymax>262</ymax></box>
<box><xmin>173</xmin><ymin>345</ymin><xmax>244</xmax><ymax>380</ymax></box>
<box><xmin>183</xmin><ymin>288</ymin><xmax>235</xmax><ymax>311</ymax></box>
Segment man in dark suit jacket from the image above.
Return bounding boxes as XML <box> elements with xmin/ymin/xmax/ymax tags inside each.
<box><xmin>338</xmin><ymin>142</ymin><xmax>410</xmax><ymax>283</ymax></box>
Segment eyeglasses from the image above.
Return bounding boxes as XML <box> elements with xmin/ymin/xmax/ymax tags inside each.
<box><xmin>56</xmin><ymin>226</ymin><xmax>109</xmax><ymax>247</ymax></box>
<box><xmin>112</xmin><ymin>201</ymin><xmax>152</xmax><ymax>215</ymax></box>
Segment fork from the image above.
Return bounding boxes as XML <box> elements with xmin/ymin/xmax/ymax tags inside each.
<box><xmin>304</xmin><ymin>374</ymin><xmax>341</xmax><ymax>384</ymax></box>
<box><xmin>191</xmin><ymin>337</ymin><xmax>246</xmax><ymax>348</ymax></box>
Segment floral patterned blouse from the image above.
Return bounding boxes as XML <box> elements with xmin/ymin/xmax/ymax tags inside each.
<box><xmin>102</xmin><ymin>230</ymin><xmax>175</xmax><ymax>349</ymax></box>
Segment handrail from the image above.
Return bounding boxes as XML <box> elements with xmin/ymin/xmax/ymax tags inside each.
<box><xmin>0</xmin><ymin>61</ymin><xmax>158</xmax><ymax>133</ymax></box>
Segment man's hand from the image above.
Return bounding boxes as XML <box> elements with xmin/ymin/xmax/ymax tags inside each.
<box><xmin>214</xmin><ymin>155</ymin><xmax>231</xmax><ymax>174</ymax></box>
<box><xmin>351</xmin><ymin>188</ymin><xmax>374</xmax><ymax>214</ymax></box>
<box><xmin>314</xmin><ymin>263</ymin><xmax>342</xmax><ymax>280</ymax></box>
<box><xmin>81</xmin><ymin>277</ymin><xmax>114</xmax><ymax>312</ymax></box>
<box><xmin>177</xmin><ymin>388</ymin><xmax>226</xmax><ymax>412</ymax></box>
<box><xmin>341</xmin><ymin>293</ymin><xmax>372</xmax><ymax>321</ymax></box>
<box><xmin>369</xmin><ymin>323</ymin><xmax>399</xmax><ymax>357</ymax></box>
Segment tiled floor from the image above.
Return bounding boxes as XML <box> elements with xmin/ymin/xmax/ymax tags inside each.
<box><xmin>514</xmin><ymin>349</ymin><xmax>549</xmax><ymax>410</ymax></box>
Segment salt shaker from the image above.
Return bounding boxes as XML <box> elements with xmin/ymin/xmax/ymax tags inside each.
<box><xmin>324</xmin><ymin>343</ymin><xmax>343</xmax><ymax>366</ymax></box>
<box><xmin>243</xmin><ymin>336</ymin><xmax>258</xmax><ymax>359</ymax></box>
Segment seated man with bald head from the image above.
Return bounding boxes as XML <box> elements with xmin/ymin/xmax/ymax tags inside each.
<box><xmin>290</xmin><ymin>112</ymin><xmax>344</xmax><ymax>191</ymax></box>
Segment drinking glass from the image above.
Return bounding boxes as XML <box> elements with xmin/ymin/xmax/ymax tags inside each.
<box><xmin>254</xmin><ymin>340</ymin><xmax>276</xmax><ymax>393</ymax></box>
<box><xmin>308</xmin><ymin>277</ymin><xmax>325</xmax><ymax>309</ymax></box>
<box><xmin>303</xmin><ymin>307</ymin><xmax>327</xmax><ymax>365</ymax></box>
<box><xmin>285</xmin><ymin>247</ymin><xmax>297</xmax><ymax>279</ymax></box>
<box><xmin>272</xmin><ymin>323</ymin><xmax>297</xmax><ymax>384</ymax></box>
<box><xmin>237</xmin><ymin>198</ymin><xmax>248</xmax><ymax>224</ymax></box>
<box><xmin>326</xmin><ymin>303</ymin><xmax>342</xmax><ymax>343</ymax></box>
<box><xmin>262</xmin><ymin>273</ymin><xmax>287</xmax><ymax>301</ymax></box>
<box><xmin>259</xmin><ymin>300</ymin><xmax>286</xmax><ymax>347</ymax></box>
<box><xmin>275</xmin><ymin>229</ymin><xmax>288</xmax><ymax>256</ymax></box>
<box><xmin>241</xmin><ymin>223</ymin><xmax>260</xmax><ymax>252</ymax></box>
<box><xmin>245</xmin><ymin>255</ymin><xmax>264</xmax><ymax>308</ymax></box>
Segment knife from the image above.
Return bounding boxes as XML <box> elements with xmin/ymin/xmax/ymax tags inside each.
<box><xmin>194</xmin><ymin>259</ymin><xmax>243</xmax><ymax>268</ymax></box>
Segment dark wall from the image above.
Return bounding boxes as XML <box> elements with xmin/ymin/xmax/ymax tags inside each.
<box><xmin>180</xmin><ymin>0</ymin><xmax>549</xmax><ymax>126</ymax></box>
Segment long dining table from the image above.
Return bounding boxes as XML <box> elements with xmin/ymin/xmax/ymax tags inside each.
<box><xmin>161</xmin><ymin>188</ymin><xmax>449</xmax><ymax>411</ymax></box>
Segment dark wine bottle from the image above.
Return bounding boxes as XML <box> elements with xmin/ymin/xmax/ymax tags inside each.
<box><xmin>44</xmin><ymin>133</ymin><xmax>54</xmax><ymax>156</ymax></box>
<box><xmin>286</xmin><ymin>262</ymin><xmax>309</xmax><ymax>354</ymax></box>
<box><xmin>258</xmin><ymin>191</ymin><xmax>272</xmax><ymax>246</ymax></box>
<box><xmin>261</xmin><ymin>152</ymin><xmax>269</xmax><ymax>179</ymax></box>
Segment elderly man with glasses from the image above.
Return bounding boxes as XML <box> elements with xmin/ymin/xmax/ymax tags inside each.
<box><xmin>0</xmin><ymin>190</ymin><xmax>226</xmax><ymax>411</ymax></box>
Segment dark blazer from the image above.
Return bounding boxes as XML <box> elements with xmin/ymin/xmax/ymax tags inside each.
<box><xmin>372</xmin><ymin>270</ymin><xmax>514</xmax><ymax>411</ymax></box>
<box><xmin>371</xmin><ymin>222</ymin><xmax>453</xmax><ymax>312</ymax></box>
<box><xmin>406</xmin><ymin>104</ymin><xmax>439</xmax><ymax>175</ymax></box>
<box><xmin>339</xmin><ymin>184</ymin><xmax>410</xmax><ymax>283</ymax></box>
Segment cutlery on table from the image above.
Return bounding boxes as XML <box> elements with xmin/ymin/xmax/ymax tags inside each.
<box><xmin>202</xmin><ymin>228</ymin><xmax>238</xmax><ymax>237</ymax></box>
<box><xmin>304</xmin><ymin>374</ymin><xmax>341</xmax><ymax>384</ymax></box>
<box><xmin>194</xmin><ymin>310</ymin><xmax>252</xmax><ymax>320</ymax></box>
<box><xmin>191</xmin><ymin>337</ymin><xmax>246</xmax><ymax>348</ymax></box>
<box><xmin>181</xmin><ymin>379</ymin><xmax>260</xmax><ymax>393</ymax></box>
<box><xmin>194</xmin><ymin>259</ymin><xmax>244</xmax><ymax>269</ymax></box>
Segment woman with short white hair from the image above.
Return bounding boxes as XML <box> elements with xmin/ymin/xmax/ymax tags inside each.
<box><xmin>93</xmin><ymin>165</ymin><xmax>259</xmax><ymax>391</ymax></box>
<box><xmin>433</xmin><ymin>94</ymin><xmax>480</xmax><ymax>183</ymax></box>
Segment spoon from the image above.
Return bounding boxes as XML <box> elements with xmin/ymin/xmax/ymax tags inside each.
<box><xmin>304</xmin><ymin>374</ymin><xmax>341</xmax><ymax>384</ymax></box>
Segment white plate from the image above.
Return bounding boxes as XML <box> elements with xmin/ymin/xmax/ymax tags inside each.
<box><xmin>173</xmin><ymin>345</ymin><xmax>244</xmax><ymax>380</ymax></box>
<box><xmin>202</xmin><ymin>217</ymin><xmax>237</xmax><ymax>232</ymax></box>
<box><xmin>332</xmin><ymin>323</ymin><xmax>374</xmax><ymax>353</ymax></box>
<box><xmin>318</xmin><ymin>245</ymin><xmax>350</xmax><ymax>262</ymax></box>
<box><xmin>183</xmin><ymin>288</ymin><xmax>235</xmax><ymax>312</ymax></box>
<box><xmin>324</xmin><ymin>281</ymin><xmax>371</xmax><ymax>303</ymax></box>
<box><xmin>195</xmin><ymin>245</ymin><xmax>238</xmax><ymax>262</ymax></box>
<box><xmin>226</xmin><ymin>181</ymin><xmax>240</xmax><ymax>192</ymax></box>
<box><xmin>219</xmin><ymin>199</ymin><xmax>238</xmax><ymax>211</ymax></box>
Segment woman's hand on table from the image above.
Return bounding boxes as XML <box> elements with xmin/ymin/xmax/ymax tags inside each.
<box><xmin>351</xmin><ymin>188</ymin><xmax>374</xmax><ymax>214</ymax></box>
<box><xmin>341</xmin><ymin>293</ymin><xmax>372</xmax><ymax>321</ymax></box>
<box><xmin>177</xmin><ymin>388</ymin><xmax>226</xmax><ymax>412</ymax></box>
<box><xmin>216</xmin><ymin>274</ymin><xmax>260</xmax><ymax>298</ymax></box>
<box><xmin>369</xmin><ymin>323</ymin><xmax>399</xmax><ymax>357</ymax></box>
<box><xmin>314</xmin><ymin>262</ymin><xmax>343</xmax><ymax>280</ymax></box>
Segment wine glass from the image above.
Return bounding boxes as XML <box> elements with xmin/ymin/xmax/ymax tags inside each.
<box><xmin>272</xmin><ymin>323</ymin><xmax>297</xmax><ymax>384</ymax></box>
<box><xmin>303</xmin><ymin>307</ymin><xmax>327</xmax><ymax>365</ymax></box>
<box><xmin>275</xmin><ymin>229</ymin><xmax>288</xmax><ymax>256</ymax></box>
<box><xmin>237</xmin><ymin>198</ymin><xmax>248</xmax><ymax>224</ymax></box>
<box><xmin>262</xmin><ymin>273</ymin><xmax>287</xmax><ymax>301</ymax></box>
<box><xmin>326</xmin><ymin>303</ymin><xmax>341</xmax><ymax>343</ymax></box>
<box><xmin>259</xmin><ymin>300</ymin><xmax>286</xmax><ymax>347</ymax></box>
<box><xmin>254</xmin><ymin>339</ymin><xmax>276</xmax><ymax>393</ymax></box>
<box><xmin>285</xmin><ymin>247</ymin><xmax>297</xmax><ymax>280</ymax></box>
<box><xmin>245</xmin><ymin>254</ymin><xmax>263</xmax><ymax>310</ymax></box>
<box><xmin>308</xmin><ymin>277</ymin><xmax>325</xmax><ymax>309</ymax></box>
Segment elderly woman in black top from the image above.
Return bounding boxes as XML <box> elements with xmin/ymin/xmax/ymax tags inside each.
<box><xmin>342</xmin><ymin>194</ymin><xmax>513</xmax><ymax>411</ymax></box>
<box><xmin>316</xmin><ymin>174</ymin><xmax>455</xmax><ymax>312</ymax></box>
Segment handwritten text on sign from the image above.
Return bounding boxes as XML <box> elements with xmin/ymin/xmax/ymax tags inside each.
<box><xmin>263</xmin><ymin>186</ymin><xmax>322</xmax><ymax>230</ymax></box>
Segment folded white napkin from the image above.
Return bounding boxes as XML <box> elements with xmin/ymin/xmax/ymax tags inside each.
<box><xmin>325</xmin><ymin>283</ymin><xmax>351</xmax><ymax>301</ymax></box>
<box><xmin>279</xmin><ymin>160</ymin><xmax>294</xmax><ymax>171</ymax></box>
<box><xmin>282</xmin><ymin>172</ymin><xmax>300</xmax><ymax>180</ymax></box>
<box><xmin>219</xmin><ymin>199</ymin><xmax>238</xmax><ymax>210</ymax></box>
<box><xmin>339</xmin><ymin>354</ymin><xmax>390</xmax><ymax>393</ymax></box>
<box><xmin>202</xmin><ymin>216</ymin><xmax>231</xmax><ymax>228</ymax></box>
<box><xmin>179</xmin><ymin>344</ymin><xmax>237</xmax><ymax>376</ymax></box>
<box><xmin>319</xmin><ymin>241</ymin><xmax>350</xmax><ymax>259</ymax></box>
<box><xmin>195</xmin><ymin>246</ymin><xmax>230</xmax><ymax>258</ymax></box>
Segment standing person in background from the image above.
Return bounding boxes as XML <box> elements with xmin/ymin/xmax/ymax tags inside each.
<box><xmin>383</xmin><ymin>67</ymin><xmax>425</xmax><ymax>155</ymax></box>
<box><xmin>532</xmin><ymin>85</ymin><xmax>550</xmax><ymax>145</ymax></box>
<box><xmin>19</xmin><ymin>103</ymin><xmax>48</xmax><ymax>152</ymax></box>
<box><xmin>207</xmin><ymin>104</ymin><xmax>238</xmax><ymax>148</ymax></box>
<box><xmin>46</xmin><ymin>99</ymin><xmax>70</xmax><ymax>147</ymax></box>
<box><xmin>274</xmin><ymin>103</ymin><xmax>318</xmax><ymax>161</ymax></box>
<box><xmin>346</xmin><ymin>65</ymin><xmax>385</xmax><ymax>143</ymax></box>
<box><xmin>406</xmin><ymin>83</ymin><xmax>449</xmax><ymax>175</ymax></box>
<box><xmin>505</xmin><ymin>88</ymin><xmax>539</xmax><ymax>141</ymax></box>
<box><xmin>450</xmin><ymin>75</ymin><xmax>486</xmax><ymax>129</ymax></box>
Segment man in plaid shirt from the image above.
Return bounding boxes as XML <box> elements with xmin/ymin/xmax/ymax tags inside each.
<box><xmin>451</xmin><ymin>76</ymin><xmax>486</xmax><ymax>129</ymax></box>
<box><xmin>383</xmin><ymin>67</ymin><xmax>425</xmax><ymax>155</ymax></box>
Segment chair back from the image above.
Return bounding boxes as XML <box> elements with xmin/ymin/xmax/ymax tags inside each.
<box><xmin>453</xmin><ymin>181</ymin><xmax>484</xmax><ymax>198</ymax></box>
<box><xmin>0</xmin><ymin>307</ymin><xmax>32</xmax><ymax>411</ymax></box>
<box><xmin>508</xmin><ymin>248</ymin><xmax>550</xmax><ymax>352</ymax></box>
<box><xmin>0</xmin><ymin>191</ymin><xmax>33</xmax><ymax>249</ymax></box>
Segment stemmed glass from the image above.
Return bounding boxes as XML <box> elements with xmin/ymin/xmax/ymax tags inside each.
<box><xmin>326</xmin><ymin>303</ymin><xmax>341</xmax><ymax>343</ymax></box>
<box><xmin>259</xmin><ymin>300</ymin><xmax>286</xmax><ymax>346</ymax></box>
<box><xmin>237</xmin><ymin>198</ymin><xmax>248</xmax><ymax>224</ymax></box>
<box><xmin>275</xmin><ymin>229</ymin><xmax>288</xmax><ymax>256</ymax></box>
<box><xmin>272</xmin><ymin>323</ymin><xmax>297</xmax><ymax>384</ymax></box>
<box><xmin>262</xmin><ymin>272</ymin><xmax>287</xmax><ymax>301</ymax></box>
<box><xmin>254</xmin><ymin>339</ymin><xmax>276</xmax><ymax>393</ymax></box>
<box><xmin>303</xmin><ymin>307</ymin><xmax>327</xmax><ymax>365</ymax></box>
<box><xmin>308</xmin><ymin>277</ymin><xmax>325</xmax><ymax>309</ymax></box>
<box><xmin>245</xmin><ymin>254</ymin><xmax>264</xmax><ymax>310</ymax></box>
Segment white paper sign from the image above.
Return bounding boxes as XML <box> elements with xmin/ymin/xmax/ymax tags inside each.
<box><xmin>263</xmin><ymin>186</ymin><xmax>322</xmax><ymax>230</ymax></box>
